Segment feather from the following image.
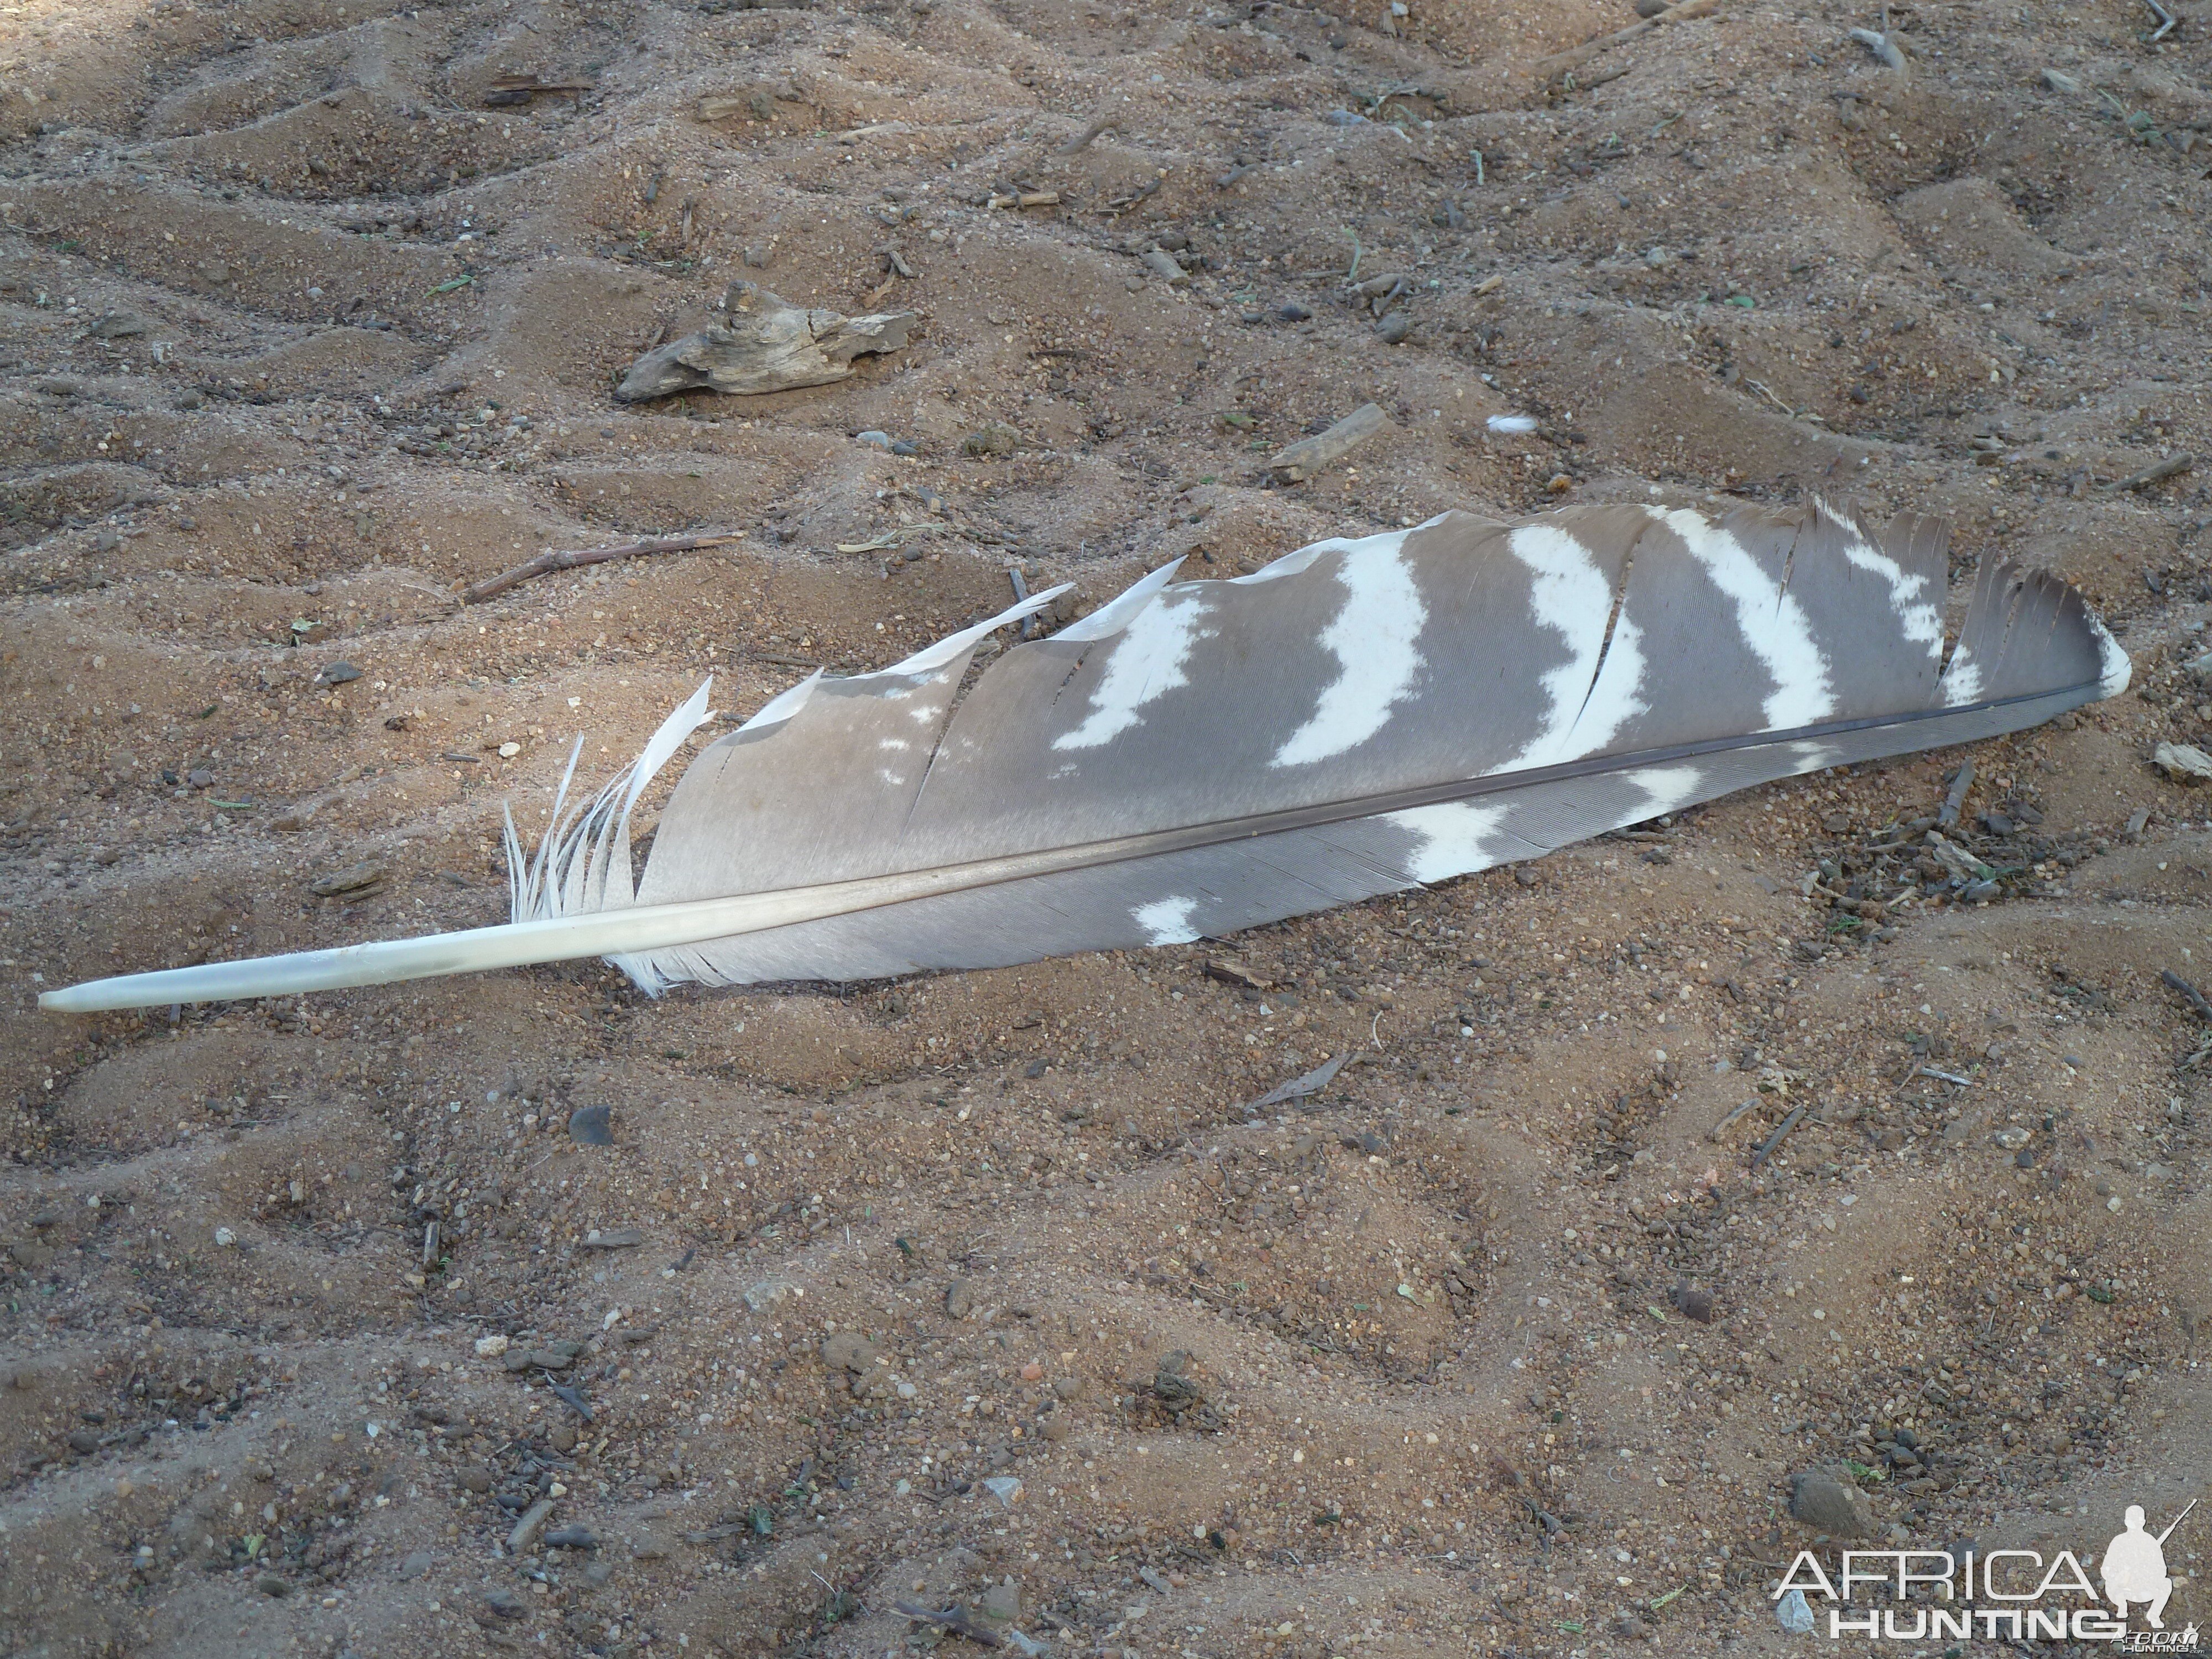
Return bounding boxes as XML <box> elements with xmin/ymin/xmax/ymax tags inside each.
<box><xmin>40</xmin><ymin>500</ymin><xmax>2130</xmax><ymax>1014</ymax></box>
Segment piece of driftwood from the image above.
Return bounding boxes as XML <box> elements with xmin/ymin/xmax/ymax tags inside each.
<box><xmin>483</xmin><ymin>74</ymin><xmax>593</xmax><ymax>106</ymax></box>
<box><xmin>1531</xmin><ymin>0</ymin><xmax>1726</xmax><ymax>82</ymax></box>
<box><xmin>1267</xmin><ymin>402</ymin><xmax>1390</xmax><ymax>482</ymax></box>
<box><xmin>462</xmin><ymin>531</ymin><xmax>745</xmax><ymax>603</ymax></box>
<box><xmin>614</xmin><ymin>283</ymin><xmax>917</xmax><ymax>401</ymax></box>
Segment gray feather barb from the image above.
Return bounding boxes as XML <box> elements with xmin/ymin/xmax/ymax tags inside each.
<box><xmin>40</xmin><ymin>500</ymin><xmax>2130</xmax><ymax>1014</ymax></box>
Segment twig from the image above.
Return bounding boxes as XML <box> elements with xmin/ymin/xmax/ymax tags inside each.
<box><xmin>2116</xmin><ymin>453</ymin><xmax>2194</xmax><ymax>491</ymax></box>
<box><xmin>1267</xmin><ymin>401</ymin><xmax>1390</xmax><ymax>482</ymax></box>
<box><xmin>1056</xmin><ymin>115</ymin><xmax>1113</xmax><ymax>155</ymax></box>
<box><xmin>1918</xmin><ymin>1066</ymin><xmax>1974</xmax><ymax>1087</ymax></box>
<box><xmin>2163</xmin><ymin>969</ymin><xmax>2212</xmax><ymax>1025</ymax></box>
<box><xmin>1530</xmin><ymin>0</ymin><xmax>1725</xmax><ymax>82</ymax></box>
<box><xmin>1007</xmin><ymin>567</ymin><xmax>1042</xmax><ymax>640</ymax></box>
<box><xmin>462</xmin><ymin>530</ymin><xmax>744</xmax><ymax>603</ymax></box>
<box><xmin>1938</xmin><ymin>759</ymin><xmax>1974</xmax><ymax>830</ymax></box>
<box><xmin>895</xmin><ymin>1603</ymin><xmax>1004</xmax><ymax>1648</ymax></box>
<box><xmin>1750</xmin><ymin>1104</ymin><xmax>1806</xmax><ymax>1167</ymax></box>
<box><xmin>1471</xmin><ymin>148</ymin><xmax>1485</xmax><ymax>186</ymax></box>
<box><xmin>1344</xmin><ymin>228</ymin><xmax>1363</xmax><ymax>280</ymax></box>
<box><xmin>1848</xmin><ymin>25</ymin><xmax>1906</xmax><ymax>67</ymax></box>
<box><xmin>2144</xmin><ymin>0</ymin><xmax>2177</xmax><ymax>39</ymax></box>
<box><xmin>1707</xmin><ymin>1098</ymin><xmax>1759</xmax><ymax>1141</ymax></box>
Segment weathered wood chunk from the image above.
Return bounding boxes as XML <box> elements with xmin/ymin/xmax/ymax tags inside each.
<box><xmin>614</xmin><ymin>283</ymin><xmax>918</xmax><ymax>401</ymax></box>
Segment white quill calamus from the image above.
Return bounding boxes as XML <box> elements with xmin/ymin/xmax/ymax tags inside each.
<box><xmin>41</xmin><ymin>500</ymin><xmax>2128</xmax><ymax>1013</ymax></box>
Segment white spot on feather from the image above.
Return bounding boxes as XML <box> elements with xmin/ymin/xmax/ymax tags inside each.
<box><xmin>1053</xmin><ymin>588</ymin><xmax>1213</xmax><ymax>750</ymax></box>
<box><xmin>1575</xmin><ymin>614</ymin><xmax>1648</xmax><ymax>758</ymax></box>
<box><xmin>1133</xmin><ymin>895</ymin><xmax>1202</xmax><ymax>945</ymax></box>
<box><xmin>1494</xmin><ymin>526</ymin><xmax>1646</xmax><ymax>770</ymax></box>
<box><xmin>1647</xmin><ymin>507</ymin><xmax>1834</xmax><ymax>730</ymax></box>
<box><xmin>1272</xmin><ymin>534</ymin><xmax>1427</xmax><ymax>767</ymax></box>
<box><xmin>1829</xmin><ymin>523</ymin><xmax>1944</xmax><ymax>655</ymax></box>
<box><xmin>2089</xmin><ymin>613</ymin><xmax>2132</xmax><ymax>698</ymax></box>
<box><xmin>1939</xmin><ymin>644</ymin><xmax>1983</xmax><ymax>707</ymax></box>
<box><xmin>1624</xmin><ymin>765</ymin><xmax>1704</xmax><ymax>817</ymax></box>
<box><xmin>1051</xmin><ymin>558</ymin><xmax>1186</xmax><ymax>640</ymax></box>
<box><xmin>1384</xmin><ymin>802</ymin><xmax>1509</xmax><ymax>883</ymax></box>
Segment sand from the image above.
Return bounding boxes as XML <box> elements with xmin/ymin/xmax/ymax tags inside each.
<box><xmin>4</xmin><ymin>0</ymin><xmax>2212</xmax><ymax>1653</ymax></box>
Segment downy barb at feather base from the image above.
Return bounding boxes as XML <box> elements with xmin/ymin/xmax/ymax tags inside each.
<box><xmin>39</xmin><ymin>500</ymin><xmax>2130</xmax><ymax>1014</ymax></box>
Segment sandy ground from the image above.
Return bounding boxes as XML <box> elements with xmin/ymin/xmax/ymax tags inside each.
<box><xmin>5</xmin><ymin>0</ymin><xmax>2212</xmax><ymax>1655</ymax></box>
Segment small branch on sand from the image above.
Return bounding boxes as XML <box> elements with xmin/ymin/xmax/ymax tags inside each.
<box><xmin>462</xmin><ymin>531</ymin><xmax>745</xmax><ymax>604</ymax></box>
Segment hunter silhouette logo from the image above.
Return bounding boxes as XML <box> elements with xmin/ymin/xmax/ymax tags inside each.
<box><xmin>2103</xmin><ymin>1502</ymin><xmax>2192</xmax><ymax>1631</ymax></box>
<box><xmin>1775</xmin><ymin>1499</ymin><xmax>2200</xmax><ymax>1645</ymax></box>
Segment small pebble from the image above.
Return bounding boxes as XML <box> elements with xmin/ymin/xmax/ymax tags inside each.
<box><xmin>1788</xmin><ymin>1471</ymin><xmax>1874</xmax><ymax>1536</ymax></box>
<box><xmin>187</xmin><ymin>769</ymin><xmax>214</xmax><ymax>789</ymax></box>
<box><xmin>1277</xmin><ymin>302</ymin><xmax>1311</xmax><ymax>322</ymax></box>
<box><xmin>320</xmin><ymin>661</ymin><xmax>362</xmax><ymax>686</ymax></box>
<box><xmin>397</xmin><ymin>1550</ymin><xmax>435</xmax><ymax>1582</ymax></box>
<box><xmin>1375</xmin><ymin>313</ymin><xmax>1412</xmax><ymax>345</ymax></box>
<box><xmin>484</xmin><ymin>1587</ymin><xmax>527</xmax><ymax>1618</ymax></box>
<box><xmin>854</xmin><ymin>430</ymin><xmax>893</xmax><ymax>450</ymax></box>
<box><xmin>821</xmin><ymin>1331</ymin><xmax>879</xmax><ymax>1373</ymax></box>
<box><xmin>568</xmin><ymin>1105</ymin><xmax>614</xmax><ymax>1146</ymax></box>
<box><xmin>1776</xmin><ymin>1588</ymin><xmax>1814</xmax><ymax>1633</ymax></box>
<box><xmin>945</xmin><ymin>1280</ymin><xmax>974</xmax><ymax>1319</ymax></box>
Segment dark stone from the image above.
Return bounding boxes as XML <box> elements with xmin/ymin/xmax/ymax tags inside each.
<box><xmin>568</xmin><ymin>1105</ymin><xmax>614</xmax><ymax>1146</ymax></box>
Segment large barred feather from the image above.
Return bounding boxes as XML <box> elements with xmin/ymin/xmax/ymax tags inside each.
<box><xmin>41</xmin><ymin>499</ymin><xmax>2129</xmax><ymax>1013</ymax></box>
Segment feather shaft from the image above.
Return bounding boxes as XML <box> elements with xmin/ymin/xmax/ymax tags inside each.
<box><xmin>39</xmin><ymin>676</ymin><xmax>2098</xmax><ymax>1014</ymax></box>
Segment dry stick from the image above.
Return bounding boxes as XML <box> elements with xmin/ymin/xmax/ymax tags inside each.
<box><xmin>894</xmin><ymin>1603</ymin><xmax>1004</xmax><ymax>1648</ymax></box>
<box><xmin>1531</xmin><ymin>0</ymin><xmax>1726</xmax><ymax>82</ymax></box>
<box><xmin>1750</xmin><ymin>1104</ymin><xmax>1807</xmax><ymax>1167</ymax></box>
<box><xmin>2163</xmin><ymin>969</ymin><xmax>2212</xmax><ymax>1025</ymax></box>
<box><xmin>1056</xmin><ymin>115</ymin><xmax>1113</xmax><ymax>155</ymax></box>
<box><xmin>1937</xmin><ymin>758</ymin><xmax>1975</xmax><ymax>829</ymax></box>
<box><xmin>2117</xmin><ymin>452</ymin><xmax>2194</xmax><ymax>491</ymax></box>
<box><xmin>1268</xmin><ymin>402</ymin><xmax>1389</xmax><ymax>482</ymax></box>
<box><xmin>1707</xmin><ymin>1098</ymin><xmax>1760</xmax><ymax>1141</ymax></box>
<box><xmin>462</xmin><ymin>531</ymin><xmax>744</xmax><ymax>604</ymax></box>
